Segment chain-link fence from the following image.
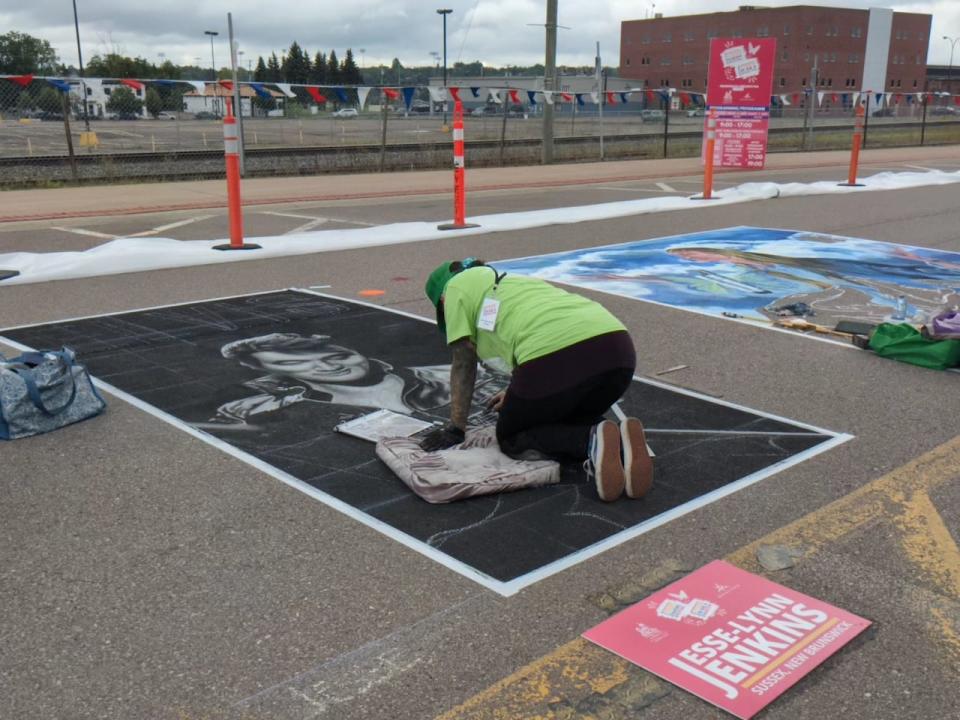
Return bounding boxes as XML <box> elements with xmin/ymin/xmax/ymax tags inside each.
<box><xmin>1</xmin><ymin>75</ymin><xmax>959</xmax><ymax>185</ymax></box>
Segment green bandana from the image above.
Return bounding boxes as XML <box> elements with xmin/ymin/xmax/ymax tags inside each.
<box><xmin>425</xmin><ymin>261</ymin><xmax>458</xmax><ymax>331</ymax></box>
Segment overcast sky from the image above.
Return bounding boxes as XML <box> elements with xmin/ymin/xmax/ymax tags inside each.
<box><xmin>3</xmin><ymin>0</ymin><xmax>959</xmax><ymax>74</ymax></box>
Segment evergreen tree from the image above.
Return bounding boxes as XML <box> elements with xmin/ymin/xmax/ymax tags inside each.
<box><xmin>254</xmin><ymin>56</ymin><xmax>268</xmax><ymax>82</ymax></box>
<box><xmin>310</xmin><ymin>52</ymin><xmax>326</xmax><ymax>84</ymax></box>
<box><xmin>145</xmin><ymin>87</ymin><xmax>163</xmax><ymax>117</ymax></box>
<box><xmin>282</xmin><ymin>41</ymin><xmax>310</xmax><ymax>83</ymax></box>
<box><xmin>341</xmin><ymin>48</ymin><xmax>361</xmax><ymax>85</ymax></box>
<box><xmin>327</xmin><ymin>50</ymin><xmax>340</xmax><ymax>84</ymax></box>
<box><xmin>267</xmin><ymin>52</ymin><xmax>282</xmax><ymax>82</ymax></box>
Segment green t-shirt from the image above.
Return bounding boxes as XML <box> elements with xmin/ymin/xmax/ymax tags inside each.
<box><xmin>443</xmin><ymin>267</ymin><xmax>626</xmax><ymax>369</ymax></box>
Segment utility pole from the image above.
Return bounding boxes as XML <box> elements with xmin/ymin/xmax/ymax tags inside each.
<box><xmin>542</xmin><ymin>0</ymin><xmax>558</xmax><ymax>164</ymax></box>
<box><xmin>596</xmin><ymin>41</ymin><xmax>604</xmax><ymax>160</ymax></box>
<box><xmin>805</xmin><ymin>55</ymin><xmax>818</xmax><ymax>151</ymax></box>
<box><xmin>437</xmin><ymin>9</ymin><xmax>452</xmax><ymax>125</ymax></box>
<box><xmin>71</xmin><ymin>0</ymin><xmax>90</xmax><ymax>132</ymax></box>
<box><xmin>228</xmin><ymin>13</ymin><xmax>245</xmax><ymax>176</ymax></box>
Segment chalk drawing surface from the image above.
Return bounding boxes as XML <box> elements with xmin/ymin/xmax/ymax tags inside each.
<box><xmin>496</xmin><ymin>227</ymin><xmax>960</xmax><ymax>330</ymax></box>
<box><xmin>1</xmin><ymin>291</ymin><xmax>845</xmax><ymax>592</ymax></box>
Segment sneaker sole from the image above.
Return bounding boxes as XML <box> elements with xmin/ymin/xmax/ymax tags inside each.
<box><xmin>594</xmin><ymin>420</ymin><xmax>625</xmax><ymax>502</ymax></box>
<box><xmin>621</xmin><ymin>418</ymin><xmax>654</xmax><ymax>498</ymax></box>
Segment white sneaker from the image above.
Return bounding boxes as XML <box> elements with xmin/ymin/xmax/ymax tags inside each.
<box><xmin>584</xmin><ymin>420</ymin><xmax>625</xmax><ymax>502</ymax></box>
<box><xmin>621</xmin><ymin>417</ymin><xmax>654</xmax><ymax>498</ymax></box>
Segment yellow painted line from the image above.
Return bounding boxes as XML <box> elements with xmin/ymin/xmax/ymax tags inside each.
<box><xmin>436</xmin><ymin>435</ymin><xmax>960</xmax><ymax>720</ymax></box>
<box><xmin>740</xmin><ymin>618</ymin><xmax>839</xmax><ymax>688</ymax></box>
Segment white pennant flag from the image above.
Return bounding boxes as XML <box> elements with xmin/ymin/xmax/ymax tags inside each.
<box><xmin>357</xmin><ymin>87</ymin><xmax>372</xmax><ymax>108</ymax></box>
<box><xmin>816</xmin><ymin>91</ymin><xmax>825</xmax><ymax>106</ymax></box>
<box><xmin>487</xmin><ymin>88</ymin><xmax>501</xmax><ymax>103</ymax></box>
<box><xmin>275</xmin><ymin>83</ymin><xmax>297</xmax><ymax>98</ymax></box>
<box><xmin>542</xmin><ymin>90</ymin><xmax>554</xmax><ymax>105</ymax></box>
<box><xmin>185</xmin><ymin>80</ymin><xmax>206</xmax><ymax>95</ymax></box>
<box><xmin>779</xmin><ymin>93</ymin><xmax>791</xmax><ymax>106</ymax></box>
<box><xmin>427</xmin><ymin>86</ymin><xmax>447</xmax><ymax>103</ymax></box>
<box><xmin>852</xmin><ymin>91</ymin><xmax>861</xmax><ymax>107</ymax></box>
<box><xmin>589</xmin><ymin>91</ymin><xmax>599</xmax><ymax>104</ymax></box>
<box><xmin>885</xmin><ymin>92</ymin><xmax>892</xmax><ymax>105</ymax></box>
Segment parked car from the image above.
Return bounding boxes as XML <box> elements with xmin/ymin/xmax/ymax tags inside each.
<box><xmin>193</xmin><ymin>111</ymin><xmax>221</xmax><ymax>120</ymax></box>
<box><xmin>156</xmin><ymin>111</ymin><xmax>178</xmax><ymax>120</ymax></box>
<box><xmin>38</xmin><ymin>112</ymin><xmax>64</xmax><ymax>121</ymax></box>
<box><xmin>640</xmin><ymin>108</ymin><xmax>666</xmax><ymax>122</ymax></box>
<box><xmin>929</xmin><ymin>106</ymin><xmax>957</xmax><ymax>116</ymax></box>
<box><xmin>470</xmin><ymin>106</ymin><xmax>500</xmax><ymax>116</ymax></box>
<box><xmin>872</xmin><ymin>107</ymin><xmax>895</xmax><ymax>117</ymax></box>
<box><xmin>409</xmin><ymin>101</ymin><xmax>431</xmax><ymax>114</ymax></box>
<box><xmin>332</xmin><ymin>107</ymin><xmax>359</xmax><ymax>118</ymax></box>
<box><xmin>686</xmin><ymin>107</ymin><xmax>705</xmax><ymax>118</ymax></box>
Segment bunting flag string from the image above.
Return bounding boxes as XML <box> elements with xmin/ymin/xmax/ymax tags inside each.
<box><xmin>46</xmin><ymin>79</ymin><xmax>71</xmax><ymax>93</ymax></box>
<box><xmin>402</xmin><ymin>86</ymin><xmax>416</xmax><ymax>110</ymax></box>
<box><xmin>275</xmin><ymin>83</ymin><xmax>297</xmax><ymax>98</ymax></box>
<box><xmin>5</xmin><ymin>74</ymin><xmax>34</xmax><ymax>87</ymax></box>
<box><xmin>121</xmin><ymin>78</ymin><xmax>144</xmax><ymax>91</ymax></box>
<box><xmin>305</xmin><ymin>86</ymin><xmax>327</xmax><ymax>103</ymax></box>
<box><xmin>249</xmin><ymin>82</ymin><xmax>274</xmax><ymax>100</ymax></box>
<box><xmin>357</xmin><ymin>86</ymin><xmax>372</xmax><ymax>108</ymax></box>
<box><xmin>382</xmin><ymin>88</ymin><xmax>400</xmax><ymax>101</ymax></box>
<box><xmin>218</xmin><ymin>80</ymin><xmax>234</xmax><ymax>91</ymax></box>
<box><xmin>333</xmin><ymin>87</ymin><xmax>348</xmax><ymax>103</ymax></box>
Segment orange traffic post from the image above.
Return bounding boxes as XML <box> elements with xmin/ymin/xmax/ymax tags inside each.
<box><xmin>695</xmin><ymin>108</ymin><xmax>719</xmax><ymax>200</ymax></box>
<box><xmin>438</xmin><ymin>98</ymin><xmax>479</xmax><ymax>230</ymax></box>
<box><xmin>839</xmin><ymin>102</ymin><xmax>866</xmax><ymax>187</ymax></box>
<box><xmin>214</xmin><ymin>98</ymin><xmax>260</xmax><ymax>251</ymax></box>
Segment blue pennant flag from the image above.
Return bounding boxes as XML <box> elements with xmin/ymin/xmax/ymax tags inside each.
<box><xmin>249</xmin><ymin>82</ymin><xmax>272</xmax><ymax>100</ymax></box>
<box><xmin>151</xmin><ymin>79</ymin><xmax>179</xmax><ymax>86</ymax></box>
<box><xmin>402</xmin><ymin>86</ymin><xmax>416</xmax><ymax>110</ymax></box>
<box><xmin>619</xmin><ymin>92</ymin><xmax>630</xmax><ymax>104</ymax></box>
<box><xmin>657</xmin><ymin>89</ymin><xmax>671</xmax><ymax>104</ymax></box>
<box><xmin>470</xmin><ymin>87</ymin><xmax>481</xmax><ymax>98</ymax></box>
<box><xmin>874</xmin><ymin>92</ymin><xmax>884</xmax><ymax>105</ymax></box>
<box><xmin>527</xmin><ymin>90</ymin><xmax>537</xmax><ymax>105</ymax></box>
<box><xmin>575</xmin><ymin>93</ymin><xmax>585</xmax><ymax>106</ymax></box>
<box><xmin>334</xmin><ymin>87</ymin><xmax>349</xmax><ymax>103</ymax></box>
<box><xmin>46</xmin><ymin>79</ymin><xmax>71</xmax><ymax>93</ymax></box>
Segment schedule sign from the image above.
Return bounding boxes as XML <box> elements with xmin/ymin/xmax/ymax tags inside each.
<box><xmin>706</xmin><ymin>38</ymin><xmax>776</xmax><ymax>169</ymax></box>
<box><xmin>583</xmin><ymin>561</ymin><xmax>871</xmax><ymax>719</ymax></box>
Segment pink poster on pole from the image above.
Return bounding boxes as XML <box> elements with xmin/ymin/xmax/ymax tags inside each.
<box><xmin>705</xmin><ymin>38</ymin><xmax>776</xmax><ymax>169</ymax></box>
<box><xmin>583</xmin><ymin>561</ymin><xmax>871</xmax><ymax>719</ymax></box>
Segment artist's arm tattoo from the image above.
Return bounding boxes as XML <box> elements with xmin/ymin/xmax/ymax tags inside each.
<box><xmin>449</xmin><ymin>339</ymin><xmax>478</xmax><ymax>431</ymax></box>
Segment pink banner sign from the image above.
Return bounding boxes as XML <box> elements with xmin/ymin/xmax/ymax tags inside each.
<box><xmin>583</xmin><ymin>560</ymin><xmax>871</xmax><ymax>719</ymax></box>
<box><xmin>707</xmin><ymin>38</ymin><xmax>777</xmax><ymax>107</ymax></box>
<box><xmin>713</xmin><ymin>107</ymin><xmax>771</xmax><ymax>169</ymax></box>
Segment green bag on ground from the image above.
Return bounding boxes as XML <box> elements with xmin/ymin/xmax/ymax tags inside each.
<box><xmin>868</xmin><ymin>323</ymin><xmax>960</xmax><ymax>370</ymax></box>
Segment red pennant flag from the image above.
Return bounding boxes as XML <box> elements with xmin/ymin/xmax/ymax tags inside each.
<box><xmin>606</xmin><ymin>91</ymin><xmax>617</xmax><ymax>105</ymax></box>
<box><xmin>792</xmin><ymin>93</ymin><xmax>801</xmax><ymax>105</ymax></box>
<box><xmin>448</xmin><ymin>86</ymin><xmax>461</xmax><ymax>101</ymax></box>
<box><xmin>645</xmin><ymin>89</ymin><xmax>655</xmax><ymax>103</ymax></box>
<box><xmin>508</xmin><ymin>89</ymin><xmax>520</xmax><ymax>104</ymax></box>
<box><xmin>680</xmin><ymin>92</ymin><xmax>690</xmax><ymax>105</ymax></box>
<box><xmin>218</xmin><ymin>79</ymin><xmax>233</xmax><ymax>91</ymax></box>
<box><xmin>830</xmin><ymin>93</ymin><xmax>839</xmax><ymax>103</ymax></box>
<box><xmin>954</xmin><ymin>95</ymin><xmax>960</xmax><ymax>106</ymax></box>
<box><xmin>560</xmin><ymin>92</ymin><xmax>573</xmax><ymax>102</ymax></box>
<box><xmin>383</xmin><ymin>88</ymin><xmax>400</xmax><ymax>100</ymax></box>
<box><xmin>306</xmin><ymin>87</ymin><xmax>327</xmax><ymax>103</ymax></box>
<box><xmin>7</xmin><ymin>74</ymin><xmax>33</xmax><ymax>87</ymax></box>
<box><xmin>121</xmin><ymin>78</ymin><xmax>144</xmax><ymax>91</ymax></box>
<box><xmin>893</xmin><ymin>93</ymin><xmax>902</xmax><ymax>104</ymax></box>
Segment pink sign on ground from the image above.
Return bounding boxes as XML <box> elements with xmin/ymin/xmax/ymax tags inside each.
<box><xmin>583</xmin><ymin>560</ymin><xmax>871</xmax><ymax>719</ymax></box>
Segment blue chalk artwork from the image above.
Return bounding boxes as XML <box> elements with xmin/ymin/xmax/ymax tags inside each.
<box><xmin>496</xmin><ymin>227</ymin><xmax>960</xmax><ymax>327</ymax></box>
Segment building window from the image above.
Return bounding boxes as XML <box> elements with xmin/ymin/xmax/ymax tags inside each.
<box><xmin>827</xmin><ymin>78</ymin><xmax>833</xmax><ymax>87</ymax></box>
<box><xmin>757</xmin><ymin>26</ymin><xmax>769</xmax><ymax>37</ymax></box>
<box><xmin>916</xmin><ymin>53</ymin><xmax>921</xmax><ymax>64</ymax></box>
<box><xmin>801</xmin><ymin>77</ymin><xmax>807</xmax><ymax>85</ymax></box>
<box><xmin>783</xmin><ymin>24</ymin><xmax>790</xmax><ymax>35</ymax></box>
<box><xmin>660</xmin><ymin>57</ymin><xmax>672</xmax><ymax>65</ymax></box>
<box><xmin>779</xmin><ymin>77</ymin><xmax>786</xmax><ymax>87</ymax></box>
<box><xmin>625</xmin><ymin>57</ymin><xmax>631</xmax><ymax>66</ymax></box>
<box><xmin>913</xmin><ymin>80</ymin><xmax>918</xmax><ymax>88</ymax></box>
<box><xmin>851</xmin><ymin>27</ymin><xmax>862</xmax><ymax>38</ymax></box>
<box><xmin>733</xmin><ymin>29</ymin><xmax>742</xmax><ymax>38</ymax></box>
<box><xmin>683</xmin><ymin>55</ymin><xmax>693</xmax><ymax>65</ymax></box>
<box><xmin>830</xmin><ymin>52</ymin><xmax>836</xmax><ymax>63</ymax></box>
<box><xmin>706</xmin><ymin>29</ymin><xmax>718</xmax><ymax>39</ymax></box>
<box><xmin>663</xmin><ymin>32</ymin><xmax>672</xmax><ymax>43</ymax></box>
<box><xmin>781</xmin><ymin>51</ymin><xmax>789</xmax><ymax>61</ymax></box>
<box><xmin>804</xmin><ymin>52</ymin><xmax>810</xmax><ymax>62</ymax></box>
<box><xmin>806</xmin><ymin>25</ymin><xmax>814</xmax><ymax>35</ymax></box>
<box><xmin>684</xmin><ymin>31</ymin><xmax>694</xmax><ymax>41</ymax></box>
<box><xmin>642</xmin><ymin>35</ymin><xmax>651</xmax><ymax>44</ymax></box>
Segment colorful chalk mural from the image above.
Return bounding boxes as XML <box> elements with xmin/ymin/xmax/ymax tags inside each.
<box><xmin>495</xmin><ymin>227</ymin><xmax>960</xmax><ymax>329</ymax></box>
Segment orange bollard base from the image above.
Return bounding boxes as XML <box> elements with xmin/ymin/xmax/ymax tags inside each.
<box><xmin>837</xmin><ymin>182</ymin><xmax>864</xmax><ymax>187</ymax></box>
<box><xmin>0</xmin><ymin>269</ymin><xmax>19</xmax><ymax>281</ymax></box>
<box><xmin>212</xmin><ymin>242</ymin><xmax>261</xmax><ymax>251</ymax></box>
<box><xmin>691</xmin><ymin>195</ymin><xmax>720</xmax><ymax>201</ymax></box>
<box><xmin>437</xmin><ymin>221</ymin><xmax>480</xmax><ymax>231</ymax></box>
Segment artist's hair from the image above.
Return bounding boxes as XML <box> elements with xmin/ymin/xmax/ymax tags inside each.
<box><xmin>450</xmin><ymin>258</ymin><xmax>486</xmax><ymax>273</ymax></box>
<box><xmin>221</xmin><ymin>333</ymin><xmax>337</xmax><ymax>368</ymax></box>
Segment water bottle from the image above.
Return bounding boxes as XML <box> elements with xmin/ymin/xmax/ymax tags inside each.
<box><xmin>893</xmin><ymin>295</ymin><xmax>907</xmax><ymax>321</ymax></box>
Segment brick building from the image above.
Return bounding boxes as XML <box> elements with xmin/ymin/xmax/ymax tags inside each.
<box><xmin>620</xmin><ymin>5</ymin><xmax>932</xmax><ymax>96</ymax></box>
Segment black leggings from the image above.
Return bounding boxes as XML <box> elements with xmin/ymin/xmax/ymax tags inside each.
<box><xmin>495</xmin><ymin>367</ymin><xmax>634</xmax><ymax>461</ymax></box>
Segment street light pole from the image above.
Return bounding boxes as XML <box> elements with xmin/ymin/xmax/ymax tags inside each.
<box><xmin>542</xmin><ymin>0</ymin><xmax>558</xmax><ymax>164</ymax></box>
<box><xmin>437</xmin><ymin>8</ymin><xmax>452</xmax><ymax>125</ymax></box>
<box><xmin>944</xmin><ymin>36</ymin><xmax>960</xmax><ymax>95</ymax></box>
<box><xmin>205</xmin><ymin>30</ymin><xmax>219</xmax><ymax>115</ymax></box>
<box><xmin>71</xmin><ymin>0</ymin><xmax>91</xmax><ymax>131</ymax></box>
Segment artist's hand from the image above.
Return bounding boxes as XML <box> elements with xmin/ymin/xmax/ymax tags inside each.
<box><xmin>486</xmin><ymin>390</ymin><xmax>506</xmax><ymax>412</ymax></box>
<box><xmin>419</xmin><ymin>423</ymin><xmax>466</xmax><ymax>452</ymax></box>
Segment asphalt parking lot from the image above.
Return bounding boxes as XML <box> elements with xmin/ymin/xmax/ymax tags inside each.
<box><xmin>1</xmin><ymin>146</ymin><xmax>958</xmax><ymax>720</ymax></box>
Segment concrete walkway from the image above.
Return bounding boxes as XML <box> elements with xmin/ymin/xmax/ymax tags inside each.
<box><xmin>3</xmin><ymin>145</ymin><xmax>959</xmax><ymax>222</ymax></box>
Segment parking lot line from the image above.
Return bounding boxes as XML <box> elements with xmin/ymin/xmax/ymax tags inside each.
<box><xmin>127</xmin><ymin>215</ymin><xmax>214</xmax><ymax>237</ymax></box>
<box><xmin>50</xmin><ymin>226</ymin><xmax>117</xmax><ymax>239</ymax></box>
